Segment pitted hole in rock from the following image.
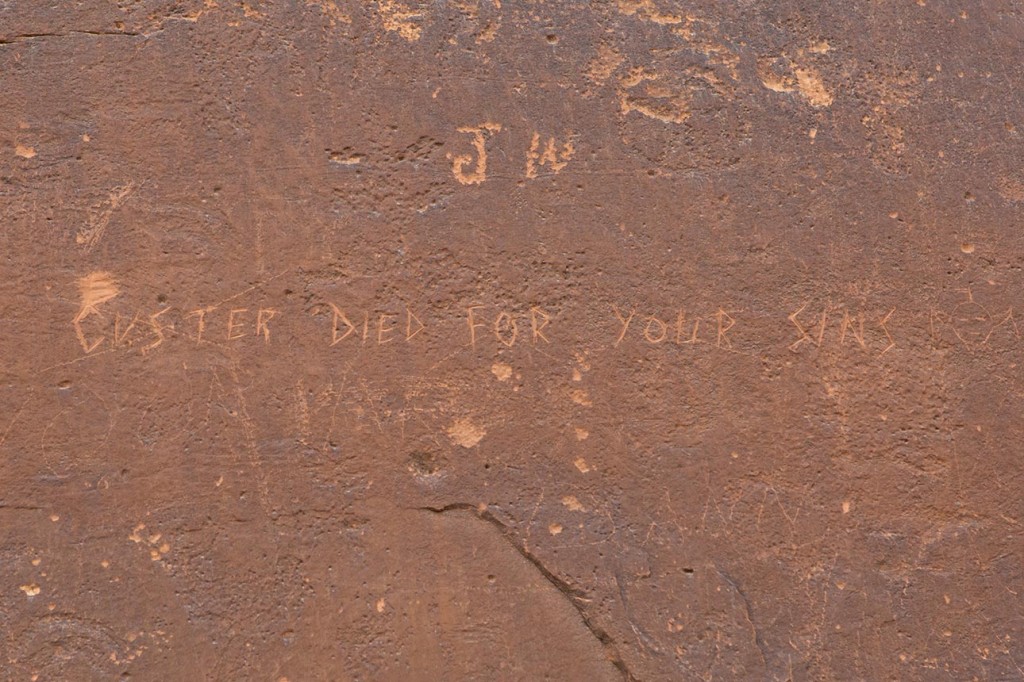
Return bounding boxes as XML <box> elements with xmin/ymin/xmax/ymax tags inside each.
<box><xmin>408</xmin><ymin>450</ymin><xmax>443</xmax><ymax>477</ymax></box>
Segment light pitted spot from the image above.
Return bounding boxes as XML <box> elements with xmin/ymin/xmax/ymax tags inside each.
<box><xmin>447</xmin><ymin>418</ymin><xmax>486</xmax><ymax>448</ymax></box>
<box><xmin>491</xmin><ymin>362</ymin><xmax>513</xmax><ymax>381</ymax></box>
<box><xmin>561</xmin><ymin>495</ymin><xmax>586</xmax><ymax>512</ymax></box>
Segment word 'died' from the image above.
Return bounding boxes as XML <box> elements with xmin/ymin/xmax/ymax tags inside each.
<box><xmin>788</xmin><ymin>302</ymin><xmax>895</xmax><ymax>355</ymax></box>
<box><xmin>316</xmin><ymin>303</ymin><xmax>425</xmax><ymax>346</ymax></box>
<box><xmin>611</xmin><ymin>305</ymin><xmax>738</xmax><ymax>348</ymax></box>
<box><xmin>466</xmin><ymin>306</ymin><xmax>552</xmax><ymax>347</ymax></box>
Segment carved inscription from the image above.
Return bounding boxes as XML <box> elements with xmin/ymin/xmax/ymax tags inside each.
<box><xmin>466</xmin><ymin>306</ymin><xmax>552</xmax><ymax>347</ymax></box>
<box><xmin>317</xmin><ymin>304</ymin><xmax>426</xmax><ymax>346</ymax></box>
<box><xmin>525</xmin><ymin>132</ymin><xmax>575</xmax><ymax>178</ymax></box>
<box><xmin>449</xmin><ymin>123</ymin><xmax>502</xmax><ymax>185</ymax></box>
<box><xmin>611</xmin><ymin>306</ymin><xmax>738</xmax><ymax>349</ymax></box>
<box><xmin>449</xmin><ymin>124</ymin><xmax>576</xmax><ymax>184</ymax></box>
<box><xmin>787</xmin><ymin>303</ymin><xmax>896</xmax><ymax>356</ymax></box>
<box><xmin>64</xmin><ymin>277</ymin><xmax>1024</xmax><ymax>371</ymax></box>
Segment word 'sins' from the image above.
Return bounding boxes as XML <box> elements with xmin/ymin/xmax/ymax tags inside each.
<box><xmin>788</xmin><ymin>303</ymin><xmax>895</xmax><ymax>356</ymax></box>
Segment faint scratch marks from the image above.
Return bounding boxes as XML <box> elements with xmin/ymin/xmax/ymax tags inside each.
<box><xmin>77</xmin><ymin>182</ymin><xmax>137</xmax><ymax>250</ymax></box>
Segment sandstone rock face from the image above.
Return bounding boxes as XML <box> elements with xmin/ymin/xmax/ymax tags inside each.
<box><xmin>1</xmin><ymin>2</ymin><xmax>1022</xmax><ymax>680</ymax></box>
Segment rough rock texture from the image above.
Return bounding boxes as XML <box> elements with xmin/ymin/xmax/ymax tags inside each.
<box><xmin>1</xmin><ymin>1</ymin><xmax>1023</xmax><ymax>680</ymax></box>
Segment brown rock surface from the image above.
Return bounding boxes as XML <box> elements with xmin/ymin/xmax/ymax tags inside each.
<box><xmin>1</xmin><ymin>1</ymin><xmax>1023</xmax><ymax>679</ymax></box>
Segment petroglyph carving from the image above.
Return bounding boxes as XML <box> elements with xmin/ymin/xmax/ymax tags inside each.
<box><xmin>375</xmin><ymin>0</ymin><xmax>423</xmax><ymax>41</ymax></box>
<box><xmin>619</xmin><ymin>67</ymin><xmax>690</xmax><ymax>124</ymax></box>
<box><xmin>449</xmin><ymin>123</ymin><xmax>502</xmax><ymax>185</ymax></box>
<box><xmin>525</xmin><ymin>133</ymin><xmax>575</xmax><ymax>178</ymax></box>
<box><xmin>759</xmin><ymin>57</ymin><xmax>833</xmax><ymax>108</ymax></box>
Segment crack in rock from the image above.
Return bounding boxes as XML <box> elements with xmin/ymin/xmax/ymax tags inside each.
<box><xmin>0</xmin><ymin>31</ymin><xmax>141</xmax><ymax>45</ymax></box>
<box><xmin>418</xmin><ymin>502</ymin><xmax>637</xmax><ymax>681</ymax></box>
<box><xmin>713</xmin><ymin>564</ymin><xmax>769</xmax><ymax>670</ymax></box>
